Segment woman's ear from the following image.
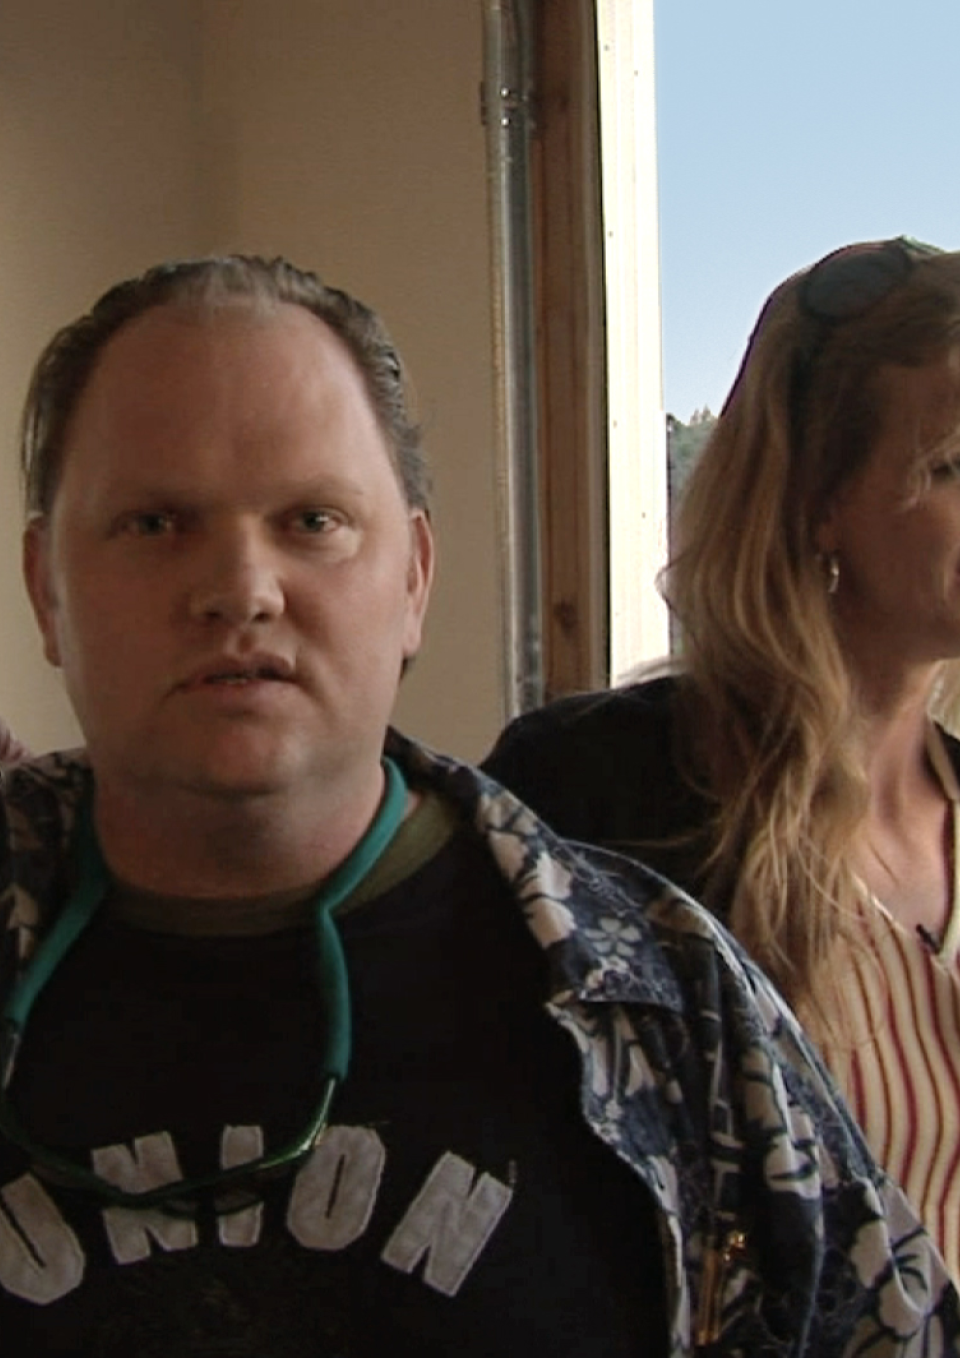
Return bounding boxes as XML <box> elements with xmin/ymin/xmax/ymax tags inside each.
<box><xmin>813</xmin><ymin>502</ymin><xmax>839</xmax><ymax>556</ymax></box>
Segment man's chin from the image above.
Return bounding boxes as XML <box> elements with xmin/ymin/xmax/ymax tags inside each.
<box><xmin>153</xmin><ymin>747</ymin><xmax>320</xmax><ymax>804</ymax></box>
<box><xmin>97</xmin><ymin>731</ymin><xmax>368</xmax><ymax>809</ymax></box>
<box><xmin>175</xmin><ymin>760</ymin><xmax>310</xmax><ymax>802</ymax></box>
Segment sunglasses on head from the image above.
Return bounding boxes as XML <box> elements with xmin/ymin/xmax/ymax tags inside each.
<box><xmin>789</xmin><ymin>236</ymin><xmax>944</xmax><ymax>448</ymax></box>
<box><xmin>798</xmin><ymin>235</ymin><xmax>943</xmax><ymax>326</ymax></box>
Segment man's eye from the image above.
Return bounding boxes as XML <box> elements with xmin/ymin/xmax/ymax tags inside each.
<box><xmin>295</xmin><ymin>509</ymin><xmax>337</xmax><ymax>533</ymax></box>
<box><xmin>123</xmin><ymin>511</ymin><xmax>177</xmax><ymax>536</ymax></box>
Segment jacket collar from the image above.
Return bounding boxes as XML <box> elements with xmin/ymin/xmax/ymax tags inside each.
<box><xmin>387</xmin><ymin>729</ymin><xmax>685</xmax><ymax>1014</ymax></box>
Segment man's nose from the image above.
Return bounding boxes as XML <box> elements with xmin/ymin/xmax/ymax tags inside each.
<box><xmin>186</xmin><ymin>524</ymin><xmax>285</xmax><ymax>625</ymax></box>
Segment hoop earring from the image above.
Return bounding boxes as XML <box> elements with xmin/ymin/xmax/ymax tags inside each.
<box><xmin>824</xmin><ymin>552</ymin><xmax>840</xmax><ymax>596</ymax></box>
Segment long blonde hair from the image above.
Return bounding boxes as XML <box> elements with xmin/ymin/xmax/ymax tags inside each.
<box><xmin>661</xmin><ymin>242</ymin><xmax>960</xmax><ymax>1027</ymax></box>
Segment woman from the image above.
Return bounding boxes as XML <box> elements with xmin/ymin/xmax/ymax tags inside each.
<box><xmin>485</xmin><ymin>236</ymin><xmax>960</xmax><ymax>1277</ymax></box>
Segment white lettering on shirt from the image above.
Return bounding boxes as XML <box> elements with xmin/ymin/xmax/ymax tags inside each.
<box><xmin>219</xmin><ymin>1125</ymin><xmax>264</xmax><ymax>1248</ymax></box>
<box><xmin>288</xmin><ymin>1124</ymin><xmax>385</xmax><ymax>1250</ymax></box>
<box><xmin>0</xmin><ymin>1175</ymin><xmax>84</xmax><ymax>1304</ymax></box>
<box><xmin>0</xmin><ymin>1128</ymin><xmax>514</xmax><ymax>1305</ymax></box>
<box><xmin>93</xmin><ymin>1133</ymin><xmax>197</xmax><ymax>1262</ymax></box>
<box><xmin>381</xmin><ymin>1151</ymin><xmax>513</xmax><ymax>1296</ymax></box>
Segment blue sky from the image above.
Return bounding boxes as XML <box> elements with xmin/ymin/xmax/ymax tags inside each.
<box><xmin>654</xmin><ymin>1</ymin><xmax>960</xmax><ymax>421</ymax></box>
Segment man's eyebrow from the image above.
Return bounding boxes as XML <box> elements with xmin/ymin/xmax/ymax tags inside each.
<box><xmin>282</xmin><ymin>475</ymin><xmax>371</xmax><ymax>498</ymax></box>
<box><xmin>94</xmin><ymin>474</ymin><xmax>373</xmax><ymax>502</ymax></box>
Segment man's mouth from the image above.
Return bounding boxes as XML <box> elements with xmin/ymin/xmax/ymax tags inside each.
<box><xmin>182</xmin><ymin>658</ymin><xmax>295</xmax><ymax>691</ymax></box>
<box><xmin>202</xmin><ymin>667</ymin><xmax>286</xmax><ymax>686</ymax></box>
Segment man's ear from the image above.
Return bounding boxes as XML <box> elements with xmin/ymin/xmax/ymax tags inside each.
<box><xmin>23</xmin><ymin>519</ymin><xmax>63</xmax><ymax>668</ymax></box>
<box><xmin>402</xmin><ymin>510</ymin><xmax>435</xmax><ymax>661</ymax></box>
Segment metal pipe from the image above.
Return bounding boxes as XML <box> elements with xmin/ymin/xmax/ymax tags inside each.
<box><xmin>482</xmin><ymin>0</ymin><xmax>543</xmax><ymax>718</ymax></box>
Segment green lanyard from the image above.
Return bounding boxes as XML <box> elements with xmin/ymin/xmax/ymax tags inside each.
<box><xmin>0</xmin><ymin>758</ymin><xmax>408</xmax><ymax>1215</ymax></box>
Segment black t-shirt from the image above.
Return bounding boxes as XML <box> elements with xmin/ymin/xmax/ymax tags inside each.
<box><xmin>0</xmin><ymin>816</ymin><xmax>667</xmax><ymax>1356</ymax></box>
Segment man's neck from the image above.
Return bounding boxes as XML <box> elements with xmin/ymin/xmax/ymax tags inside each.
<box><xmin>90</xmin><ymin>766</ymin><xmax>389</xmax><ymax>899</ymax></box>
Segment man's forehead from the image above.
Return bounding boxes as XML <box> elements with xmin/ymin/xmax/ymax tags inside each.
<box><xmin>83</xmin><ymin>298</ymin><xmax>358</xmax><ymax>386</ymax></box>
<box><xmin>61</xmin><ymin>301</ymin><xmax>381</xmax><ymax>444</ymax></box>
<box><xmin>45</xmin><ymin>301</ymin><xmax>404</xmax><ymax>511</ymax></box>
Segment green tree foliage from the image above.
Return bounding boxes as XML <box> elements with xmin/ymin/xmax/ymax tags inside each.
<box><xmin>666</xmin><ymin>407</ymin><xmax>716</xmax><ymax>505</ymax></box>
<box><xmin>664</xmin><ymin>408</ymin><xmax>716</xmax><ymax>652</ymax></box>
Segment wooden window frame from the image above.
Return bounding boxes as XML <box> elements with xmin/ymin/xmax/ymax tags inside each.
<box><xmin>532</xmin><ymin>0</ymin><xmax>609</xmax><ymax>698</ymax></box>
<box><xmin>532</xmin><ymin>0</ymin><xmax>667</xmax><ymax>698</ymax></box>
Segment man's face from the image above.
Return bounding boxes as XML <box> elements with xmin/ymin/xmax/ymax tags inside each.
<box><xmin>24</xmin><ymin>302</ymin><xmax>433</xmax><ymax>808</ymax></box>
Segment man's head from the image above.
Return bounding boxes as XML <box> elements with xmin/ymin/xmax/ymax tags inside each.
<box><xmin>21</xmin><ymin>255</ymin><xmax>431</xmax><ymax>519</ymax></box>
<box><xmin>22</xmin><ymin>259</ymin><xmax>434</xmax><ymax>820</ymax></box>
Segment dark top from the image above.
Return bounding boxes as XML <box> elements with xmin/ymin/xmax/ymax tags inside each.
<box><xmin>483</xmin><ymin>676</ymin><xmax>714</xmax><ymax>899</ymax></box>
<box><xmin>0</xmin><ymin>821</ymin><xmax>666</xmax><ymax>1358</ymax></box>
<box><xmin>485</xmin><ymin>674</ymin><xmax>960</xmax><ymax>924</ymax></box>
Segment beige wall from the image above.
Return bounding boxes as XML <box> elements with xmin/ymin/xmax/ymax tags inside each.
<box><xmin>0</xmin><ymin>0</ymin><xmax>501</xmax><ymax>760</ymax></box>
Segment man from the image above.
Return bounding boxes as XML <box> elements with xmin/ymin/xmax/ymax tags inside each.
<box><xmin>0</xmin><ymin>256</ymin><xmax>953</xmax><ymax>1355</ymax></box>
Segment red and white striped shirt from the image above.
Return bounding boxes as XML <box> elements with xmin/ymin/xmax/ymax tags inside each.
<box><xmin>820</xmin><ymin>727</ymin><xmax>960</xmax><ymax>1282</ymax></box>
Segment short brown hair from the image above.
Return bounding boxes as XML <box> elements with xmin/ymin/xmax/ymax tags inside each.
<box><xmin>21</xmin><ymin>255</ymin><xmax>430</xmax><ymax>516</ymax></box>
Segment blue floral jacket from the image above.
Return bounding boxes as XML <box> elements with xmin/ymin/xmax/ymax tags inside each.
<box><xmin>0</xmin><ymin>735</ymin><xmax>957</xmax><ymax>1357</ymax></box>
